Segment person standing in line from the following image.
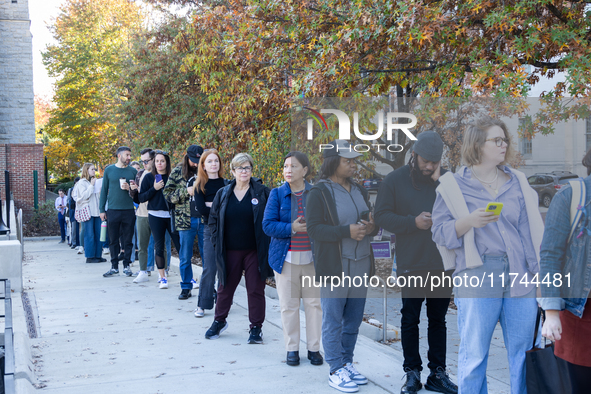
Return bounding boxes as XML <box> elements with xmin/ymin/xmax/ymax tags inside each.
<box><xmin>68</xmin><ymin>177</ymin><xmax>81</xmax><ymax>250</ymax></box>
<box><xmin>193</xmin><ymin>149</ymin><xmax>226</xmax><ymax>317</ymax></box>
<box><xmin>163</xmin><ymin>145</ymin><xmax>203</xmax><ymax>299</ymax></box>
<box><xmin>431</xmin><ymin>117</ymin><xmax>543</xmax><ymax>394</ymax></box>
<box><xmin>539</xmin><ymin>148</ymin><xmax>591</xmax><ymax>392</ymax></box>
<box><xmin>374</xmin><ymin>131</ymin><xmax>457</xmax><ymax>394</ymax></box>
<box><xmin>205</xmin><ymin>153</ymin><xmax>272</xmax><ymax>343</ymax></box>
<box><xmin>99</xmin><ymin>146</ymin><xmax>138</xmax><ymax>278</ymax></box>
<box><xmin>263</xmin><ymin>151</ymin><xmax>323</xmax><ymax>367</ymax></box>
<box><xmin>75</xmin><ymin>163</ymin><xmax>105</xmax><ymax>263</ymax></box>
<box><xmin>130</xmin><ymin>149</ymin><xmax>154</xmax><ymax>283</ymax></box>
<box><xmin>139</xmin><ymin>150</ymin><xmax>181</xmax><ymax>289</ymax></box>
<box><xmin>305</xmin><ymin>140</ymin><xmax>377</xmax><ymax>393</ymax></box>
<box><xmin>130</xmin><ymin>160</ymin><xmax>141</xmax><ymax>261</ymax></box>
<box><xmin>55</xmin><ymin>188</ymin><xmax>67</xmax><ymax>243</ymax></box>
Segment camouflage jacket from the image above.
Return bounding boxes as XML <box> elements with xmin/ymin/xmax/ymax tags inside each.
<box><xmin>163</xmin><ymin>165</ymin><xmax>193</xmax><ymax>231</ymax></box>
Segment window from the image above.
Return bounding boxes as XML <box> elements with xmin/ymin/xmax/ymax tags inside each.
<box><xmin>518</xmin><ymin>118</ymin><xmax>532</xmax><ymax>158</ymax></box>
<box><xmin>528</xmin><ymin>176</ymin><xmax>538</xmax><ymax>185</ymax></box>
<box><xmin>586</xmin><ymin>117</ymin><xmax>591</xmax><ymax>151</ymax></box>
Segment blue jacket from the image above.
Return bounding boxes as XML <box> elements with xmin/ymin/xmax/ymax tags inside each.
<box><xmin>538</xmin><ymin>175</ymin><xmax>591</xmax><ymax>318</ymax></box>
<box><xmin>262</xmin><ymin>181</ymin><xmax>314</xmax><ymax>274</ymax></box>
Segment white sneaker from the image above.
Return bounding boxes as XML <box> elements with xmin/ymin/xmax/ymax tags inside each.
<box><xmin>191</xmin><ymin>279</ymin><xmax>199</xmax><ymax>289</ymax></box>
<box><xmin>344</xmin><ymin>363</ymin><xmax>368</xmax><ymax>385</ymax></box>
<box><xmin>159</xmin><ymin>277</ymin><xmax>168</xmax><ymax>289</ymax></box>
<box><xmin>329</xmin><ymin>368</ymin><xmax>359</xmax><ymax>393</ymax></box>
<box><xmin>194</xmin><ymin>307</ymin><xmax>205</xmax><ymax>318</ymax></box>
<box><xmin>133</xmin><ymin>271</ymin><xmax>149</xmax><ymax>283</ymax></box>
<box><xmin>77</xmin><ymin>246</ymin><xmax>83</xmax><ymax>254</ymax></box>
<box><xmin>103</xmin><ymin>247</ymin><xmax>110</xmax><ymax>255</ymax></box>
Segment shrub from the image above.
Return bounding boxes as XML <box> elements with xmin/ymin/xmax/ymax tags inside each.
<box><xmin>23</xmin><ymin>201</ymin><xmax>61</xmax><ymax>237</ymax></box>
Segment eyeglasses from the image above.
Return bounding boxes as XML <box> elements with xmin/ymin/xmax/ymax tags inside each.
<box><xmin>234</xmin><ymin>166</ymin><xmax>252</xmax><ymax>173</ymax></box>
<box><xmin>485</xmin><ymin>137</ymin><xmax>510</xmax><ymax>147</ymax></box>
<box><xmin>154</xmin><ymin>150</ymin><xmax>169</xmax><ymax>155</ymax></box>
<box><xmin>141</xmin><ymin>159</ymin><xmax>153</xmax><ymax>164</ymax></box>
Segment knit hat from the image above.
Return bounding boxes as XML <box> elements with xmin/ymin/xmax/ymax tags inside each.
<box><xmin>412</xmin><ymin>131</ymin><xmax>443</xmax><ymax>162</ymax></box>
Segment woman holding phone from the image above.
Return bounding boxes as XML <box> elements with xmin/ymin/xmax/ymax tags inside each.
<box><xmin>139</xmin><ymin>150</ymin><xmax>181</xmax><ymax>288</ymax></box>
<box><xmin>75</xmin><ymin>163</ymin><xmax>104</xmax><ymax>263</ymax></box>
<box><xmin>431</xmin><ymin>116</ymin><xmax>543</xmax><ymax>393</ymax></box>
<box><xmin>263</xmin><ymin>151</ymin><xmax>323</xmax><ymax>367</ymax></box>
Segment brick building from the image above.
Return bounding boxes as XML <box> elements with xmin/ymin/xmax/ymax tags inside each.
<box><xmin>0</xmin><ymin>0</ymin><xmax>44</xmax><ymax>217</ymax></box>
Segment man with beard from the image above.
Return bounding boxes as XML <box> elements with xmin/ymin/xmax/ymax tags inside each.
<box><xmin>163</xmin><ymin>145</ymin><xmax>203</xmax><ymax>300</ymax></box>
<box><xmin>99</xmin><ymin>146</ymin><xmax>138</xmax><ymax>278</ymax></box>
<box><xmin>374</xmin><ymin>131</ymin><xmax>457</xmax><ymax>394</ymax></box>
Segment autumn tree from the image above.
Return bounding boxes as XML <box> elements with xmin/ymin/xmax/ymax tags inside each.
<box><xmin>43</xmin><ymin>0</ymin><xmax>146</xmax><ymax>172</ymax></box>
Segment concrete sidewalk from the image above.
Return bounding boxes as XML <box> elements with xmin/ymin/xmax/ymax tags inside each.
<box><xmin>22</xmin><ymin>239</ymin><xmax>418</xmax><ymax>394</ymax></box>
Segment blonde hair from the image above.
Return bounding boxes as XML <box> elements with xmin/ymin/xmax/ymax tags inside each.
<box><xmin>461</xmin><ymin>116</ymin><xmax>514</xmax><ymax>166</ymax></box>
<box><xmin>230</xmin><ymin>153</ymin><xmax>254</xmax><ymax>172</ymax></box>
<box><xmin>81</xmin><ymin>163</ymin><xmax>95</xmax><ymax>181</ymax></box>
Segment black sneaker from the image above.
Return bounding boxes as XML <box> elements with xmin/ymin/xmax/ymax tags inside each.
<box><xmin>103</xmin><ymin>268</ymin><xmax>120</xmax><ymax>277</ymax></box>
<box><xmin>401</xmin><ymin>368</ymin><xmax>422</xmax><ymax>394</ymax></box>
<box><xmin>425</xmin><ymin>367</ymin><xmax>458</xmax><ymax>394</ymax></box>
<box><xmin>248</xmin><ymin>326</ymin><xmax>263</xmax><ymax>344</ymax></box>
<box><xmin>205</xmin><ymin>320</ymin><xmax>228</xmax><ymax>339</ymax></box>
<box><xmin>178</xmin><ymin>289</ymin><xmax>192</xmax><ymax>300</ymax></box>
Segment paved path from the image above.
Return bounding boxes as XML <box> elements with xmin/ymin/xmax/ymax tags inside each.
<box><xmin>23</xmin><ymin>240</ymin><xmax>407</xmax><ymax>394</ymax></box>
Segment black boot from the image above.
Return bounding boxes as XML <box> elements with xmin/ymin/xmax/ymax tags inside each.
<box><xmin>307</xmin><ymin>350</ymin><xmax>323</xmax><ymax>365</ymax></box>
<box><xmin>401</xmin><ymin>368</ymin><xmax>422</xmax><ymax>394</ymax></box>
<box><xmin>425</xmin><ymin>367</ymin><xmax>458</xmax><ymax>394</ymax></box>
<box><xmin>286</xmin><ymin>351</ymin><xmax>300</xmax><ymax>366</ymax></box>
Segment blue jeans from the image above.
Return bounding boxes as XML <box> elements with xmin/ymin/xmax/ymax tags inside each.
<box><xmin>58</xmin><ymin>212</ymin><xmax>66</xmax><ymax>241</ymax></box>
<box><xmin>178</xmin><ymin>217</ymin><xmax>199</xmax><ymax>289</ymax></box>
<box><xmin>455</xmin><ymin>256</ymin><xmax>537</xmax><ymax>394</ymax></box>
<box><xmin>147</xmin><ymin>232</ymin><xmax>171</xmax><ymax>271</ymax></box>
<box><xmin>198</xmin><ymin>224</ymin><xmax>217</xmax><ymax>309</ymax></box>
<box><xmin>84</xmin><ymin>217</ymin><xmax>102</xmax><ymax>259</ymax></box>
<box><xmin>132</xmin><ymin>222</ymin><xmax>138</xmax><ymax>259</ymax></box>
<box><xmin>320</xmin><ymin>257</ymin><xmax>370</xmax><ymax>373</ymax></box>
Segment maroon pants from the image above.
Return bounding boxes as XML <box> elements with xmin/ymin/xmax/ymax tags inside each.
<box><xmin>214</xmin><ymin>250</ymin><xmax>266</xmax><ymax>328</ymax></box>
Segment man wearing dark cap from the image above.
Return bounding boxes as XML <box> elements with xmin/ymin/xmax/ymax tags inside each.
<box><xmin>99</xmin><ymin>146</ymin><xmax>138</xmax><ymax>278</ymax></box>
<box><xmin>374</xmin><ymin>131</ymin><xmax>457</xmax><ymax>394</ymax></box>
<box><xmin>163</xmin><ymin>145</ymin><xmax>204</xmax><ymax>300</ymax></box>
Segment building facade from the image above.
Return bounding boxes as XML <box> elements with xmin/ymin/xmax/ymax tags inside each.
<box><xmin>0</xmin><ymin>0</ymin><xmax>44</xmax><ymax>216</ymax></box>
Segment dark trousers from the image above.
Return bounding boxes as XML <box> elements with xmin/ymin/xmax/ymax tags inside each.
<box><xmin>148</xmin><ymin>215</ymin><xmax>180</xmax><ymax>270</ymax></box>
<box><xmin>106</xmin><ymin>209</ymin><xmax>136</xmax><ymax>269</ymax></box>
<box><xmin>58</xmin><ymin>212</ymin><xmax>66</xmax><ymax>241</ymax></box>
<box><xmin>400</xmin><ymin>270</ymin><xmax>452</xmax><ymax>372</ymax></box>
<box><xmin>214</xmin><ymin>250</ymin><xmax>266</xmax><ymax>328</ymax></box>
<box><xmin>567</xmin><ymin>360</ymin><xmax>591</xmax><ymax>392</ymax></box>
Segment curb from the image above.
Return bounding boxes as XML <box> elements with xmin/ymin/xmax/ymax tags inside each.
<box><xmin>24</xmin><ymin>236</ymin><xmax>61</xmax><ymax>242</ymax></box>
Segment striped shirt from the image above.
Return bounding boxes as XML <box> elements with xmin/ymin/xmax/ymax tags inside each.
<box><xmin>289</xmin><ymin>194</ymin><xmax>312</xmax><ymax>252</ymax></box>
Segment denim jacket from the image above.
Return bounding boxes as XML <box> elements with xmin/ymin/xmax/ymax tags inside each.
<box><xmin>538</xmin><ymin>175</ymin><xmax>591</xmax><ymax>318</ymax></box>
<box><xmin>262</xmin><ymin>181</ymin><xmax>314</xmax><ymax>274</ymax></box>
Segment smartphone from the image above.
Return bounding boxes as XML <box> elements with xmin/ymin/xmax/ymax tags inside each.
<box><xmin>485</xmin><ymin>202</ymin><xmax>504</xmax><ymax>215</ymax></box>
<box><xmin>298</xmin><ymin>215</ymin><xmax>306</xmax><ymax>223</ymax></box>
<box><xmin>155</xmin><ymin>174</ymin><xmax>162</xmax><ymax>183</ymax></box>
<box><xmin>359</xmin><ymin>210</ymin><xmax>370</xmax><ymax>222</ymax></box>
<box><xmin>129</xmin><ymin>180</ymin><xmax>136</xmax><ymax>185</ymax></box>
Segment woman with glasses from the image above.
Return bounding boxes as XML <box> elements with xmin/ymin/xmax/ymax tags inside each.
<box><xmin>263</xmin><ymin>151</ymin><xmax>323</xmax><ymax>367</ymax></box>
<box><xmin>139</xmin><ymin>150</ymin><xmax>181</xmax><ymax>289</ymax></box>
<box><xmin>205</xmin><ymin>153</ymin><xmax>272</xmax><ymax>344</ymax></box>
<box><xmin>431</xmin><ymin>116</ymin><xmax>543</xmax><ymax>394</ymax></box>
<box><xmin>192</xmin><ymin>149</ymin><xmax>226</xmax><ymax>317</ymax></box>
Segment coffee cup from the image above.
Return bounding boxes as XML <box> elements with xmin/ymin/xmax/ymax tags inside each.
<box><xmin>120</xmin><ymin>178</ymin><xmax>127</xmax><ymax>189</ymax></box>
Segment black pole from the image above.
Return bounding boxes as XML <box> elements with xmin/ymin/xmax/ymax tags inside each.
<box><xmin>45</xmin><ymin>155</ymin><xmax>49</xmax><ymax>189</ymax></box>
<box><xmin>4</xmin><ymin>170</ymin><xmax>9</xmax><ymax>231</ymax></box>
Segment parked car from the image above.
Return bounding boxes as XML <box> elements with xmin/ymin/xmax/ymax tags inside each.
<box><xmin>362</xmin><ymin>178</ymin><xmax>382</xmax><ymax>192</ymax></box>
<box><xmin>527</xmin><ymin>171</ymin><xmax>580</xmax><ymax>208</ymax></box>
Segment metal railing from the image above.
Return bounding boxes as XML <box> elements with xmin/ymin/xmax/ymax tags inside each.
<box><xmin>0</xmin><ymin>279</ymin><xmax>15</xmax><ymax>393</ymax></box>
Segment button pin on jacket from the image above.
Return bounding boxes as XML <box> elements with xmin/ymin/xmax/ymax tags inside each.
<box><xmin>251</xmin><ymin>198</ymin><xmax>259</xmax><ymax>205</ymax></box>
